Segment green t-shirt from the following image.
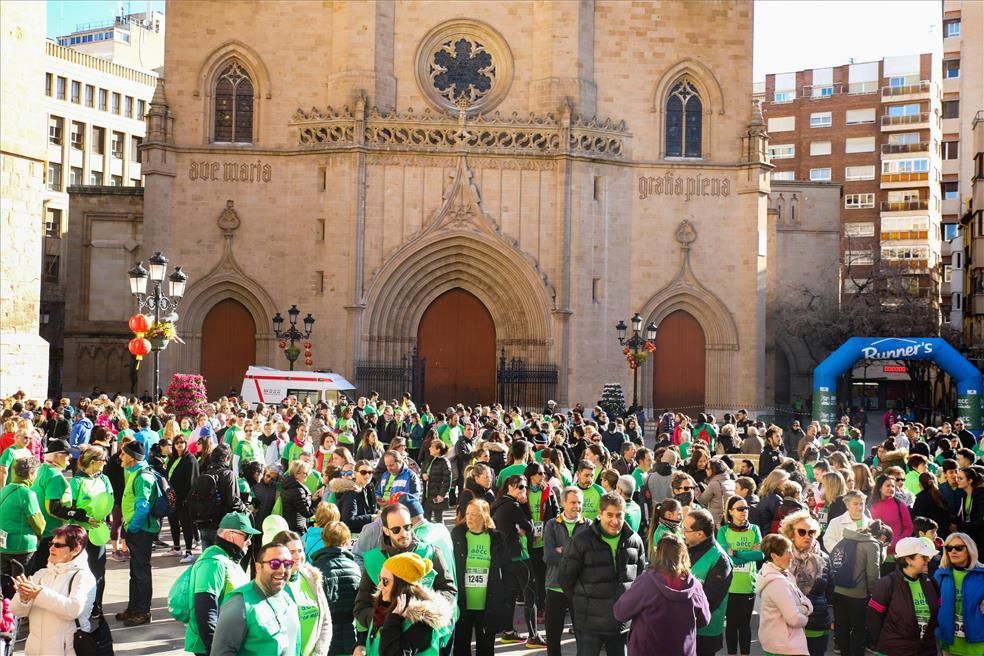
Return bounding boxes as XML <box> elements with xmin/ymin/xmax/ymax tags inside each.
<box><xmin>32</xmin><ymin>462</ymin><xmax>70</xmax><ymax>538</ymax></box>
<box><xmin>631</xmin><ymin>467</ymin><xmax>648</xmax><ymax>496</ymax></box>
<box><xmin>625</xmin><ymin>500</ymin><xmax>642</xmax><ymax>534</ymax></box>
<box><xmin>848</xmin><ymin>439</ymin><xmax>866</xmax><ymax>464</ymax></box>
<box><xmin>235</xmin><ymin>437</ymin><xmax>262</xmax><ymax>464</ymax></box>
<box><xmin>601</xmin><ymin>530</ymin><xmax>620</xmax><ymax>565</ymax></box>
<box><xmin>464</xmin><ymin>531</ymin><xmax>492</xmax><ymax>610</ymax></box>
<box><xmin>0</xmin><ymin>483</ymin><xmax>42</xmax><ymax>553</ymax></box>
<box><xmin>716</xmin><ymin>524</ymin><xmax>763</xmax><ymax>594</ymax></box>
<box><xmin>579</xmin><ymin>483</ymin><xmax>605</xmax><ymax>521</ymax></box>
<box><xmin>529</xmin><ymin>489</ymin><xmax>545</xmax><ymax>549</ymax></box>
<box><xmin>495</xmin><ymin>463</ymin><xmax>527</xmax><ymax>490</ymax></box>
<box><xmin>0</xmin><ymin>447</ymin><xmax>31</xmax><ymax>485</ymax></box>
<box><xmin>679</xmin><ymin>441</ymin><xmax>692</xmax><ymax>462</ymax></box>
<box><xmin>908</xmin><ymin>577</ymin><xmax>931</xmax><ymax>639</ymax></box>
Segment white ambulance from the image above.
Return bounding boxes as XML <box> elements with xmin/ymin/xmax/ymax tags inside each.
<box><xmin>240</xmin><ymin>366</ymin><xmax>356</xmax><ymax>406</ymax></box>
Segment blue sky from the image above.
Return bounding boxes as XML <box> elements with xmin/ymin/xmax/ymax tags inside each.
<box><xmin>46</xmin><ymin>0</ymin><xmax>939</xmax><ymax>81</ymax></box>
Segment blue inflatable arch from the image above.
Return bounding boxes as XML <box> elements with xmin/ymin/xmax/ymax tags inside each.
<box><xmin>812</xmin><ymin>337</ymin><xmax>982</xmax><ymax>435</ymax></box>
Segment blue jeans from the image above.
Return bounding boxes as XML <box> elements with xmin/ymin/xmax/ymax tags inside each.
<box><xmin>125</xmin><ymin>530</ymin><xmax>153</xmax><ymax>614</ymax></box>
<box><xmin>574</xmin><ymin>630</ymin><xmax>626</xmax><ymax>656</ymax></box>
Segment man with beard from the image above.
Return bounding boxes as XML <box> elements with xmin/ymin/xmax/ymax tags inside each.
<box><xmin>211</xmin><ymin>541</ymin><xmax>300</xmax><ymax>655</ymax></box>
<box><xmin>683</xmin><ymin>508</ymin><xmax>733</xmax><ymax>656</ymax></box>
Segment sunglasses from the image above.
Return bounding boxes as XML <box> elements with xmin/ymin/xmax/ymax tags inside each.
<box><xmin>677</xmin><ymin>486</ymin><xmax>695</xmax><ymax>492</ymax></box>
<box><xmin>50</xmin><ymin>542</ymin><xmax>70</xmax><ymax>549</ymax></box>
<box><xmin>944</xmin><ymin>544</ymin><xmax>967</xmax><ymax>553</ymax></box>
<box><xmin>387</xmin><ymin>524</ymin><xmax>413</xmax><ymax>535</ymax></box>
<box><xmin>341</xmin><ymin>470</ymin><xmax>354</xmax><ymax>477</ymax></box>
<box><xmin>795</xmin><ymin>528</ymin><xmax>818</xmax><ymax>538</ymax></box>
<box><xmin>515</xmin><ymin>484</ymin><xmax>528</xmax><ymax>490</ymax></box>
<box><xmin>732</xmin><ymin>506</ymin><xmax>748</xmax><ymax>512</ymax></box>
<box><xmin>357</xmin><ymin>470</ymin><xmax>372</xmax><ymax>475</ymax></box>
<box><xmin>380</xmin><ymin>576</ymin><xmax>393</xmax><ymax>586</ymax></box>
<box><xmin>259</xmin><ymin>558</ymin><xmax>293</xmax><ymax>570</ymax></box>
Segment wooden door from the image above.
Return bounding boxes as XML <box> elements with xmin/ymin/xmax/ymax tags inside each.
<box><xmin>417</xmin><ymin>289</ymin><xmax>496</xmax><ymax>410</ymax></box>
<box><xmin>201</xmin><ymin>299</ymin><xmax>256</xmax><ymax>399</ymax></box>
<box><xmin>652</xmin><ymin>310</ymin><xmax>706</xmax><ymax>414</ymax></box>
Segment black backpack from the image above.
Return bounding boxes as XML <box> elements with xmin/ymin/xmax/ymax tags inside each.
<box><xmin>829</xmin><ymin>537</ymin><xmax>860</xmax><ymax>587</ymax></box>
<box><xmin>149</xmin><ymin>468</ymin><xmax>177</xmax><ymax>519</ymax></box>
<box><xmin>187</xmin><ymin>471</ymin><xmax>224</xmax><ymax>525</ymax></box>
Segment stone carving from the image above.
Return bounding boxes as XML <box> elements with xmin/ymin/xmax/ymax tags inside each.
<box><xmin>675</xmin><ymin>219</ymin><xmax>697</xmax><ymax>247</ymax></box>
<box><xmin>217</xmin><ymin>200</ymin><xmax>240</xmax><ymax>235</ymax></box>
<box><xmin>430</xmin><ymin>37</ymin><xmax>495</xmax><ymax>105</ymax></box>
<box><xmin>291</xmin><ymin>104</ymin><xmax>628</xmax><ymax>160</ymax></box>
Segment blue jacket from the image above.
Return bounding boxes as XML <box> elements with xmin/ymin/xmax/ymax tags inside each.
<box><xmin>69</xmin><ymin>418</ymin><xmax>93</xmax><ymax>458</ymax></box>
<box><xmin>375</xmin><ymin>466</ymin><xmax>421</xmax><ymax>504</ymax></box>
<box><xmin>935</xmin><ymin>564</ymin><xmax>984</xmax><ymax>645</ymax></box>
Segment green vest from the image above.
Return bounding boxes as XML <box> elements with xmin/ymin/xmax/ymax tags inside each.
<box><xmin>223</xmin><ymin>582</ymin><xmax>300</xmax><ymax>656</ymax></box>
<box><xmin>366</xmin><ymin>613</ymin><xmax>443</xmax><ymax>656</ymax></box>
<box><xmin>287</xmin><ymin>572</ymin><xmax>320</xmax><ymax>656</ymax></box>
<box><xmin>185</xmin><ymin>546</ymin><xmax>250</xmax><ymax>653</ymax></box>
<box><xmin>692</xmin><ymin>541</ymin><xmax>729</xmax><ymax>637</ymax></box>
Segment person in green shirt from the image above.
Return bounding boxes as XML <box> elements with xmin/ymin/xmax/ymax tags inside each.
<box><xmin>867</xmin><ymin>536</ymin><xmax>940</xmax><ymax>656</ymax></box>
<box><xmin>70</xmin><ymin>444</ymin><xmax>114</xmax><ymax>617</ymax></box>
<box><xmin>115</xmin><ymin>440</ymin><xmax>158</xmax><ymax>626</ymax></box>
<box><xmin>0</xmin><ymin>427</ymin><xmax>32</xmax><ymax>486</ymax></box>
<box><xmin>211</xmin><ymin>542</ymin><xmax>301</xmax><ymax>656</ymax></box>
<box><xmin>615</xmin><ymin>475</ymin><xmax>644</xmax><ymax>534</ymax></box>
<box><xmin>717</xmin><ymin>495</ymin><xmax>763</xmax><ymax>656</ymax></box>
<box><xmin>575</xmin><ymin>461</ymin><xmax>606</xmax><ymax>522</ymax></box>
<box><xmin>28</xmin><ymin>437</ymin><xmax>72</xmax><ymax>573</ymax></box>
<box><xmin>271</xmin><ymin>529</ymin><xmax>333</xmax><ymax>656</ymax></box>
<box><xmin>0</xmin><ymin>455</ymin><xmax>44</xmax><ymax>600</ymax></box>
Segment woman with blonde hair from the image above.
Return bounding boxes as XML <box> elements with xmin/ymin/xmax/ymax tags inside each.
<box><xmin>814</xmin><ymin>471</ymin><xmax>847</xmax><ymax>530</ymax></box>
<box><xmin>161</xmin><ymin>418</ymin><xmax>180</xmax><ymax>443</ymax></box>
<box><xmin>852</xmin><ymin>463</ymin><xmax>874</xmax><ymax>495</ymax></box>
<box><xmin>303</xmin><ymin>501</ymin><xmax>341</xmax><ymax>558</ymax></box>
<box><xmin>310</xmin><ymin>521</ymin><xmax>361</xmax><ymax>656</ymax></box>
<box><xmin>934</xmin><ymin>531</ymin><xmax>984</xmax><ymax>655</ymax></box>
<box><xmin>756</xmin><ymin>533</ymin><xmax>812</xmax><ymax>656</ymax></box>
<box><xmin>614</xmin><ymin>533</ymin><xmax>710</xmax><ymax>656</ymax></box>
<box><xmin>756</xmin><ymin>469</ymin><xmax>790</xmax><ymax>536</ymax></box>
<box><xmin>780</xmin><ymin>510</ymin><xmax>832</xmax><ymax>656</ymax></box>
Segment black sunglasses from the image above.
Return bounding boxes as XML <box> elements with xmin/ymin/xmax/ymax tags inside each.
<box><xmin>357</xmin><ymin>470</ymin><xmax>372</xmax><ymax>475</ymax></box>
<box><xmin>944</xmin><ymin>544</ymin><xmax>966</xmax><ymax>553</ymax></box>
<box><xmin>796</xmin><ymin>528</ymin><xmax>818</xmax><ymax>537</ymax></box>
<box><xmin>387</xmin><ymin>524</ymin><xmax>413</xmax><ymax>535</ymax></box>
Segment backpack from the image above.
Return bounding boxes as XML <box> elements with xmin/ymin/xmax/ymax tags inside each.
<box><xmin>150</xmin><ymin>468</ymin><xmax>177</xmax><ymax>519</ymax></box>
<box><xmin>188</xmin><ymin>472</ymin><xmax>224</xmax><ymax>525</ymax></box>
<box><xmin>829</xmin><ymin>537</ymin><xmax>860</xmax><ymax>587</ymax></box>
<box><xmin>167</xmin><ymin>563</ymin><xmax>194</xmax><ymax>623</ymax></box>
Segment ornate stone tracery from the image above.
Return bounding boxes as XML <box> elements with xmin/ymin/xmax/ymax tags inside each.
<box><xmin>430</xmin><ymin>37</ymin><xmax>496</xmax><ymax>105</ymax></box>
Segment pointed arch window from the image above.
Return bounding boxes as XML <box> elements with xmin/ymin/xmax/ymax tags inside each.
<box><xmin>665</xmin><ymin>79</ymin><xmax>702</xmax><ymax>157</ymax></box>
<box><xmin>213</xmin><ymin>62</ymin><xmax>253</xmax><ymax>143</ymax></box>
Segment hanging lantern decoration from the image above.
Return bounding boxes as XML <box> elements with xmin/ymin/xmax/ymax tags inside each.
<box><xmin>304</xmin><ymin>350</ymin><xmax>312</xmax><ymax>358</ymax></box>
<box><xmin>304</xmin><ymin>342</ymin><xmax>312</xmax><ymax>350</ymax></box>
<box><xmin>279</xmin><ymin>340</ymin><xmax>287</xmax><ymax>349</ymax></box>
<box><xmin>128</xmin><ymin>337</ymin><xmax>152</xmax><ymax>369</ymax></box>
<box><xmin>305</xmin><ymin>358</ymin><xmax>313</xmax><ymax>366</ymax></box>
<box><xmin>128</xmin><ymin>313</ymin><xmax>151</xmax><ymax>335</ymax></box>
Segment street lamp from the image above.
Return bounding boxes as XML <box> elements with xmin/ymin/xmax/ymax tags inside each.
<box><xmin>128</xmin><ymin>251</ymin><xmax>187</xmax><ymax>402</ymax></box>
<box><xmin>616</xmin><ymin>313</ymin><xmax>658</xmax><ymax>410</ymax></box>
<box><xmin>272</xmin><ymin>304</ymin><xmax>315</xmax><ymax>370</ymax></box>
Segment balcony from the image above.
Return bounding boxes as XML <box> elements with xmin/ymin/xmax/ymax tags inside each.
<box><xmin>881</xmin><ymin>171</ymin><xmax>929</xmax><ymax>184</ymax></box>
<box><xmin>881</xmin><ymin>142</ymin><xmax>931</xmax><ymax>154</ymax></box>
<box><xmin>881</xmin><ymin>199</ymin><xmax>929</xmax><ymax>212</ymax></box>
<box><xmin>881</xmin><ymin>113</ymin><xmax>930</xmax><ymax>131</ymax></box>
<box><xmin>882</xmin><ymin>81</ymin><xmax>931</xmax><ymax>99</ymax></box>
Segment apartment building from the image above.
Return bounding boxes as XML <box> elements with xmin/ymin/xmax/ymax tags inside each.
<box><xmin>56</xmin><ymin>9</ymin><xmax>165</xmax><ymax>72</ymax></box>
<box><xmin>760</xmin><ymin>54</ymin><xmax>944</xmax><ymax>307</ymax></box>
<box><xmin>41</xmin><ymin>41</ymin><xmax>157</xmax><ymax>394</ymax></box>
<box><xmin>962</xmin><ymin>113</ymin><xmax>984</xmax><ymax>357</ymax></box>
<box><xmin>943</xmin><ymin>0</ymin><xmax>984</xmax><ymax>342</ymax></box>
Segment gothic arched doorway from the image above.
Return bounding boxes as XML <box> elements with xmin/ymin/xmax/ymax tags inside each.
<box><xmin>652</xmin><ymin>309</ymin><xmax>706</xmax><ymax>414</ymax></box>
<box><xmin>201</xmin><ymin>299</ymin><xmax>256</xmax><ymax>399</ymax></box>
<box><xmin>417</xmin><ymin>288</ymin><xmax>496</xmax><ymax>410</ymax></box>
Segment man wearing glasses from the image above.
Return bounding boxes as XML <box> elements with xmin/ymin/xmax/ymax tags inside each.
<box><xmin>211</xmin><ymin>541</ymin><xmax>300</xmax><ymax>656</ymax></box>
<box><xmin>185</xmin><ymin>512</ymin><xmax>260</xmax><ymax>656</ymax></box>
<box><xmin>352</xmin><ymin>504</ymin><xmax>456</xmax><ymax>649</ymax></box>
<box><xmin>683</xmin><ymin>508</ymin><xmax>733</xmax><ymax>656</ymax></box>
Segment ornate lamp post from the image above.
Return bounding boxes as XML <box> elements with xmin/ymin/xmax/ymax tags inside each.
<box><xmin>616</xmin><ymin>313</ymin><xmax>657</xmax><ymax>410</ymax></box>
<box><xmin>128</xmin><ymin>251</ymin><xmax>188</xmax><ymax>402</ymax></box>
<box><xmin>272</xmin><ymin>305</ymin><xmax>315</xmax><ymax>370</ymax></box>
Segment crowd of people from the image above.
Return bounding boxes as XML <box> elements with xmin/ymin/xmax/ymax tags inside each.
<box><xmin>0</xmin><ymin>388</ymin><xmax>982</xmax><ymax>656</ymax></box>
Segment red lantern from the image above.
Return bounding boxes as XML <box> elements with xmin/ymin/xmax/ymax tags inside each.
<box><xmin>304</xmin><ymin>350</ymin><xmax>312</xmax><ymax>358</ymax></box>
<box><xmin>128</xmin><ymin>314</ymin><xmax>151</xmax><ymax>335</ymax></box>
<box><xmin>304</xmin><ymin>342</ymin><xmax>312</xmax><ymax>349</ymax></box>
<box><xmin>304</xmin><ymin>358</ymin><xmax>313</xmax><ymax>366</ymax></box>
<box><xmin>278</xmin><ymin>340</ymin><xmax>287</xmax><ymax>349</ymax></box>
<box><xmin>128</xmin><ymin>337</ymin><xmax>151</xmax><ymax>370</ymax></box>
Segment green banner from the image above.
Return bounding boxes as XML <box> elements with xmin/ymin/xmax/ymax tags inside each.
<box><xmin>957</xmin><ymin>391</ymin><xmax>981</xmax><ymax>434</ymax></box>
<box><xmin>813</xmin><ymin>389</ymin><xmax>837</xmax><ymax>427</ymax></box>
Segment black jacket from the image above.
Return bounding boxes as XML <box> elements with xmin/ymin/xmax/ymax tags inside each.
<box><xmin>457</xmin><ymin>480</ymin><xmax>495</xmax><ymax>521</ymax></box>
<box><xmin>799</xmin><ymin>548</ymin><xmax>834</xmax><ymax>633</ymax></box>
<box><xmin>105</xmin><ymin>452</ymin><xmax>126</xmax><ymax>505</ymax></box>
<box><xmin>422</xmin><ymin>456</ymin><xmax>453</xmax><ymax>509</ymax></box>
<box><xmin>867</xmin><ymin>570</ymin><xmax>940</xmax><ymax>656</ymax></box>
<box><xmin>281</xmin><ymin>476</ymin><xmax>317</xmax><ymax>533</ymax></box>
<box><xmin>330</xmin><ymin>478</ymin><xmax>378</xmax><ymax>534</ymax></box>
<box><xmin>687</xmin><ymin>538</ymin><xmax>733</xmax><ymax>619</ymax></box>
<box><xmin>453</xmin><ymin>436</ymin><xmax>476</xmax><ymax>482</ymax></box>
<box><xmin>758</xmin><ymin>445</ymin><xmax>782</xmax><ymax>479</ymax></box>
<box><xmin>490</xmin><ymin>495</ymin><xmax>534</xmax><ymax>560</ymax></box>
<box><xmin>956</xmin><ymin>486</ymin><xmax>984</xmax><ymax>548</ymax></box>
<box><xmin>166</xmin><ymin>451</ymin><xmax>199</xmax><ymax>504</ymax></box>
<box><xmin>450</xmin><ymin>525</ymin><xmax>511</xmax><ymax>632</ymax></box>
<box><xmin>912</xmin><ymin>489</ymin><xmax>955</xmax><ymax>538</ymax></box>
<box><xmin>311</xmin><ymin>545</ymin><xmax>362</xmax><ymax>655</ymax></box>
<box><xmin>557</xmin><ymin>520</ymin><xmax>646</xmax><ymax>635</ymax></box>
<box><xmin>196</xmin><ymin>463</ymin><xmax>244</xmax><ymax>527</ymax></box>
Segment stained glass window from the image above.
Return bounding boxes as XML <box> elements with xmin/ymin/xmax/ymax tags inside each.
<box><xmin>214</xmin><ymin>62</ymin><xmax>253</xmax><ymax>143</ymax></box>
<box><xmin>665</xmin><ymin>79</ymin><xmax>702</xmax><ymax>157</ymax></box>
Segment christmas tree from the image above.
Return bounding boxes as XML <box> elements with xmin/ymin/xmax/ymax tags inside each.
<box><xmin>166</xmin><ymin>374</ymin><xmax>209</xmax><ymax>422</ymax></box>
<box><xmin>598</xmin><ymin>383</ymin><xmax>627</xmax><ymax>420</ymax></box>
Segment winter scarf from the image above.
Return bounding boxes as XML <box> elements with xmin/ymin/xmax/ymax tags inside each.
<box><xmin>789</xmin><ymin>541</ymin><xmax>825</xmax><ymax>596</ymax></box>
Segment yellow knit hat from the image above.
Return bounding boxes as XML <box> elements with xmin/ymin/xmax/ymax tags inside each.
<box><xmin>383</xmin><ymin>552</ymin><xmax>433</xmax><ymax>585</ymax></box>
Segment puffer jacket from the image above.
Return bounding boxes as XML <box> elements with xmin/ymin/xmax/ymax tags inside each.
<box><xmin>281</xmin><ymin>476</ymin><xmax>317</xmax><ymax>534</ymax></box>
<box><xmin>456</xmin><ymin>478</ymin><xmax>494</xmax><ymax>520</ymax></box>
<box><xmin>543</xmin><ymin>515</ymin><xmax>591</xmax><ymax>590</ymax></box>
<box><xmin>557</xmin><ymin>520</ymin><xmax>646</xmax><ymax>635</ymax></box>
<box><xmin>421</xmin><ymin>455</ymin><xmax>453</xmax><ymax>510</ymax></box>
<box><xmin>832</xmin><ymin>527</ymin><xmax>884</xmax><ymax>599</ymax></box>
<box><xmin>698</xmin><ymin>472</ymin><xmax>736</xmax><ymax>527</ymax></box>
<box><xmin>449</xmin><ymin>525</ymin><xmax>511</xmax><ymax>632</ymax></box>
<box><xmin>310</xmin><ymin>545</ymin><xmax>362</xmax><ymax>656</ymax></box>
<box><xmin>330</xmin><ymin>478</ymin><xmax>378</xmax><ymax>534</ymax></box>
<box><xmin>369</xmin><ymin>587</ymin><xmax>455</xmax><ymax>656</ymax></box>
<box><xmin>756</xmin><ymin>561</ymin><xmax>812</xmax><ymax>655</ymax></box>
<box><xmin>867</xmin><ymin>569</ymin><xmax>940</xmax><ymax>656</ymax></box>
<box><xmin>490</xmin><ymin>494</ymin><xmax>534</xmax><ymax>560</ymax></box>
<box><xmin>10</xmin><ymin>550</ymin><xmax>96</xmax><ymax>656</ymax></box>
<box><xmin>935</xmin><ymin>563</ymin><xmax>984</xmax><ymax>646</ymax></box>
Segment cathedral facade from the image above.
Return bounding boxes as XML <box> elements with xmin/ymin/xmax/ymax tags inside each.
<box><xmin>129</xmin><ymin>0</ymin><xmax>772</xmax><ymax>413</ymax></box>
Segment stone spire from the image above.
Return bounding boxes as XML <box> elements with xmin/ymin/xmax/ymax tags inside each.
<box><xmin>146</xmin><ymin>78</ymin><xmax>174</xmax><ymax>144</ymax></box>
<box><xmin>742</xmin><ymin>98</ymin><xmax>769</xmax><ymax>164</ymax></box>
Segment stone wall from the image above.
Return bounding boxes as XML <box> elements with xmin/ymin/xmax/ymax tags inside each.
<box><xmin>0</xmin><ymin>1</ymin><xmax>49</xmax><ymax>398</ymax></box>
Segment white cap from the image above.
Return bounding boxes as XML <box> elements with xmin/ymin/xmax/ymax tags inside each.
<box><xmin>895</xmin><ymin>536</ymin><xmax>937</xmax><ymax>558</ymax></box>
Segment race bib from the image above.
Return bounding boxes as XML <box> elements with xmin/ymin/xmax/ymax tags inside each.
<box><xmin>734</xmin><ymin>561</ymin><xmax>756</xmax><ymax>574</ymax></box>
<box><xmin>465</xmin><ymin>568</ymin><xmax>487</xmax><ymax>588</ymax></box>
<box><xmin>955</xmin><ymin>620</ymin><xmax>965</xmax><ymax>638</ymax></box>
<box><xmin>917</xmin><ymin>621</ymin><xmax>928</xmax><ymax>640</ymax></box>
<box><xmin>816</xmin><ymin>508</ymin><xmax>828</xmax><ymax>526</ymax></box>
<box><xmin>533</xmin><ymin>522</ymin><xmax>544</xmax><ymax>539</ymax></box>
<box><xmin>349</xmin><ymin>534</ymin><xmax>360</xmax><ymax>550</ymax></box>
<box><xmin>0</xmin><ymin>528</ymin><xmax>7</xmax><ymax>550</ymax></box>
